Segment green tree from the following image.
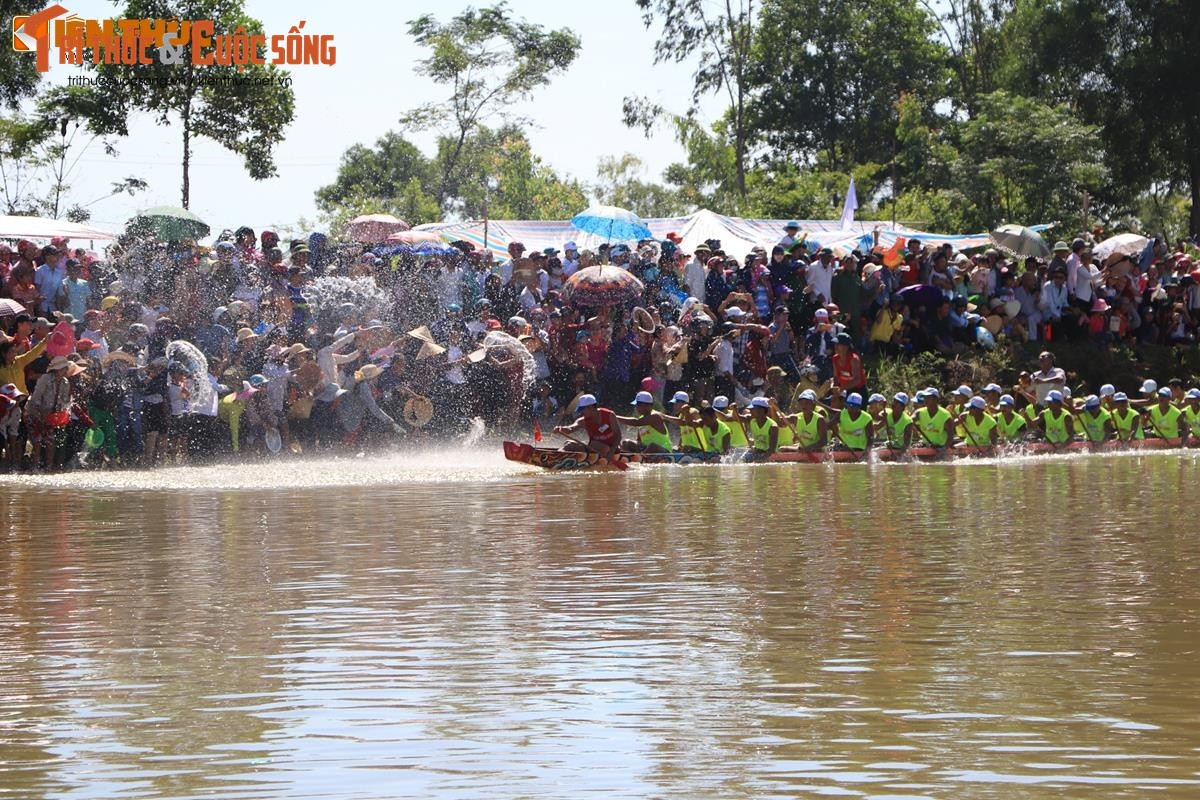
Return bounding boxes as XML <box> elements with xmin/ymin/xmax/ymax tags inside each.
<box><xmin>594</xmin><ymin>154</ymin><xmax>686</xmax><ymax>218</ymax></box>
<box><xmin>628</xmin><ymin>0</ymin><xmax>759</xmax><ymax>198</ymax></box>
<box><xmin>949</xmin><ymin>91</ymin><xmax>1107</xmax><ymax>229</ymax></box>
<box><xmin>46</xmin><ymin>0</ymin><xmax>295</xmax><ymax>208</ymax></box>
<box><xmin>752</xmin><ymin>0</ymin><xmax>949</xmax><ymax>169</ymax></box>
<box><xmin>918</xmin><ymin>0</ymin><xmax>1012</xmax><ymax>118</ymax></box>
<box><xmin>402</xmin><ymin>3</ymin><xmax>580</xmax><ymax>211</ymax></box>
<box><xmin>315</xmin><ymin>132</ymin><xmax>437</xmax><ymax>222</ymax></box>
<box><xmin>1</xmin><ymin>1</ymin><xmax>46</xmax><ymax>109</ymax></box>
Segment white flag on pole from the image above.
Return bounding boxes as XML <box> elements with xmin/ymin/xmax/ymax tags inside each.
<box><xmin>839</xmin><ymin>177</ymin><xmax>858</xmax><ymax>231</ymax></box>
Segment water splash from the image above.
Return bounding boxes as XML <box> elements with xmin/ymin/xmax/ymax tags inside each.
<box><xmin>461</xmin><ymin>416</ymin><xmax>487</xmax><ymax>448</ymax></box>
<box><xmin>480</xmin><ymin>330</ymin><xmax>537</xmax><ymax>392</ymax></box>
<box><xmin>166</xmin><ymin>339</ymin><xmax>214</xmax><ymax>410</ymax></box>
<box><xmin>304</xmin><ymin>276</ymin><xmax>391</xmax><ymax>329</ymax></box>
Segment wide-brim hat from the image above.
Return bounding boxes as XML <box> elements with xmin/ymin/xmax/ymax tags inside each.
<box><xmin>354</xmin><ymin>363</ymin><xmax>384</xmax><ymax>382</ymax></box>
<box><xmin>403</xmin><ymin>396</ymin><xmax>434</xmax><ymax>427</ymax></box>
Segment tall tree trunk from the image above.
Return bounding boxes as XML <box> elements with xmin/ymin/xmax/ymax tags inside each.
<box><xmin>181</xmin><ymin>105</ymin><xmax>190</xmax><ymax>209</ymax></box>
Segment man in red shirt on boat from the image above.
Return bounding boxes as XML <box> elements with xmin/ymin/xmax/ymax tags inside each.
<box><xmin>555</xmin><ymin>394</ymin><xmax>623</xmax><ymax>461</ymax></box>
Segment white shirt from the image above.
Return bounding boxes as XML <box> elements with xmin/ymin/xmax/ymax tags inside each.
<box><xmin>1032</xmin><ymin>366</ymin><xmax>1066</xmax><ymax>405</ymax></box>
<box><xmin>806</xmin><ymin>259</ymin><xmax>835</xmax><ymax>304</ymax></box>
<box><xmin>1072</xmin><ymin>263</ymin><xmax>1099</xmax><ymax>303</ymax></box>
<box><xmin>80</xmin><ymin>329</ymin><xmax>110</xmax><ymax>359</ymax></box>
<box><xmin>714</xmin><ymin>338</ymin><xmax>734</xmax><ymax>375</ymax></box>
<box><xmin>499</xmin><ymin>258</ymin><xmax>516</xmax><ymax>285</ymax></box>
<box><xmin>683</xmin><ymin>259</ymin><xmax>706</xmax><ymax>300</ymax></box>
<box><xmin>562</xmin><ymin>256</ymin><xmax>579</xmax><ymax>277</ymax></box>
<box><xmin>1039</xmin><ymin>281</ymin><xmax>1069</xmax><ymax>317</ymax></box>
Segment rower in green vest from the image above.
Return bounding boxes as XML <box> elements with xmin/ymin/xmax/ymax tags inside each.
<box><xmin>913</xmin><ymin>388</ymin><xmax>954</xmax><ymax>448</ymax></box>
<box><xmin>713</xmin><ymin>396</ymin><xmax>750</xmax><ymax>448</ymax></box>
<box><xmin>995</xmin><ymin>394</ymin><xmax>1029</xmax><ymax>442</ymax></box>
<box><xmin>1109</xmin><ymin>392</ymin><xmax>1144</xmax><ymax>441</ymax></box>
<box><xmin>669</xmin><ymin>391</ymin><xmax>706</xmax><ymax>452</ymax></box>
<box><xmin>1183</xmin><ymin>389</ymin><xmax>1200</xmax><ymax>445</ymax></box>
<box><xmin>956</xmin><ymin>396</ymin><xmax>998</xmax><ymax>448</ymax></box>
<box><xmin>1144</xmin><ymin>387</ymin><xmax>1184</xmax><ymax>440</ymax></box>
<box><xmin>694</xmin><ymin>406</ymin><xmax>732</xmax><ymax>454</ymax></box>
<box><xmin>1077</xmin><ymin>395</ymin><xmax>1112</xmax><ymax>443</ymax></box>
<box><xmin>834</xmin><ymin>393</ymin><xmax>873</xmax><ymax>454</ymax></box>
<box><xmin>746</xmin><ymin>396</ymin><xmax>779</xmax><ymax>456</ymax></box>
<box><xmin>881</xmin><ymin>392</ymin><xmax>914</xmax><ymax>451</ymax></box>
<box><xmin>616</xmin><ymin>391</ymin><xmax>675</xmax><ymax>453</ymax></box>
<box><xmin>769</xmin><ymin>399</ymin><xmax>797</xmax><ymax>448</ymax></box>
<box><xmin>1039</xmin><ymin>390</ymin><xmax>1075</xmax><ymax>445</ymax></box>
<box><xmin>794</xmin><ymin>389</ymin><xmax>829</xmax><ymax>451</ymax></box>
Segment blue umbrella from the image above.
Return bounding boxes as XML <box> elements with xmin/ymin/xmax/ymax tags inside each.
<box><xmin>570</xmin><ymin>205</ymin><xmax>652</xmax><ymax>242</ymax></box>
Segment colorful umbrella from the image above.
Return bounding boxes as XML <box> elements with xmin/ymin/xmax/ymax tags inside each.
<box><xmin>385</xmin><ymin>229</ymin><xmax>443</xmax><ymax>244</ymax></box>
<box><xmin>988</xmin><ymin>224</ymin><xmax>1050</xmax><ymax>258</ymax></box>
<box><xmin>562</xmin><ymin>264</ymin><xmax>645</xmax><ymax>307</ymax></box>
<box><xmin>0</xmin><ymin>298</ymin><xmax>27</xmax><ymax>316</ymax></box>
<box><xmin>1093</xmin><ymin>233</ymin><xmax>1149</xmax><ymax>261</ymax></box>
<box><xmin>347</xmin><ymin>214</ymin><xmax>410</xmax><ymax>243</ymax></box>
<box><xmin>128</xmin><ymin>206</ymin><xmax>210</xmax><ymax>241</ymax></box>
<box><xmin>570</xmin><ymin>204</ymin><xmax>652</xmax><ymax>242</ymax></box>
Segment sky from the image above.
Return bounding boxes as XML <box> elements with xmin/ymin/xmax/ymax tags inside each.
<box><xmin>25</xmin><ymin>0</ymin><xmax>719</xmax><ymax>238</ymax></box>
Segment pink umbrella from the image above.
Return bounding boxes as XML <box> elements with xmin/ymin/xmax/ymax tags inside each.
<box><xmin>386</xmin><ymin>230</ymin><xmax>445</xmax><ymax>244</ymax></box>
<box><xmin>346</xmin><ymin>214</ymin><xmax>410</xmax><ymax>243</ymax></box>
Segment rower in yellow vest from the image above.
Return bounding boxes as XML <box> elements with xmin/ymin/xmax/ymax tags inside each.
<box><xmin>949</xmin><ymin>385</ymin><xmax>973</xmax><ymax>440</ymax></box>
<box><xmin>880</xmin><ymin>392</ymin><xmax>914</xmax><ymax>451</ymax></box>
<box><xmin>768</xmin><ymin>398</ymin><xmax>796</xmax><ymax>447</ymax></box>
<box><xmin>779</xmin><ymin>389</ymin><xmax>828</xmax><ymax>452</ymax></box>
<box><xmin>955</xmin><ymin>396</ymin><xmax>998</xmax><ymax>448</ymax></box>
<box><xmin>913</xmin><ymin>388</ymin><xmax>954</xmax><ymax>448</ymax></box>
<box><xmin>615</xmin><ymin>391</ymin><xmax>675</xmax><ymax>453</ymax></box>
<box><xmin>1109</xmin><ymin>392</ymin><xmax>1144</xmax><ymax>441</ymax></box>
<box><xmin>1183</xmin><ymin>389</ymin><xmax>1200</xmax><ymax>446</ymax></box>
<box><xmin>713</xmin><ymin>396</ymin><xmax>750</xmax><ymax>448</ymax></box>
<box><xmin>694</xmin><ymin>406</ymin><xmax>732</xmax><ymax>454</ymax></box>
<box><xmin>1038</xmin><ymin>390</ymin><xmax>1075</xmax><ymax>445</ymax></box>
<box><xmin>1144</xmin><ymin>388</ymin><xmax>1184</xmax><ymax>440</ymax></box>
<box><xmin>834</xmin><ymin>393</ymin><xmax>874</xmax><ymax>455</ymax></box>
<box><xmin>746</xmin><ymin>397</ymin><xmax>779</xmax><ymax>456</ymax></box>
<box><xmin>995</xmin><ymin>394</ymin><xmax>1029</xmax><ymax>442</ymax></box>
<box><xmin>668</xmin><ymin>391</ymin><xmax>706</xmax><ymax>452</ymax></box>
<box><xmin>1077</xmin><ymin>395</ymin><xmax>1112</xmax><ymax>443</ymax></box>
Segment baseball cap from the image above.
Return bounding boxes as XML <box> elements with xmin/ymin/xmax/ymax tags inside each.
<box><xmin>798</xmin><ymin>389</ymin><xmax>817</xmax><ymax>402</ymax></box>
<box><xmin>868</xmin><ymin>393</ymin><xmax>885</xmax><ymax>404</ymax></box>
<box><xmin>1084</xmin><ymin>395</ymin><xmax>1101</xmax><ymax>409</ymax></box>
<box><xmin>632</xmin><ymin>391</ymin><xmax>654</xmax><ymax>405</ymax></box>
<box><xmin>983</xmin><ymin>383</ymin><xmax>1002</xmax><ymax>394</ymax></box>
<box><xmin>671</xmin><ymin>391</ymin><xmax>690</xmax><ymax>404</ymax></box>
<box><xmin>814</xmin><ymin>308</ymin><xmax>829</xmax><ymax>319</ymax></box>
<box><xmin>1047</xmin><ymin>390</ymin><xmax>1064</xmax><ymax>403</ymax></box>
<box><xmin>998</xmin><ymin>394</ymin><xmax>1015</xmax><ymax>407</ymax></box>
<box><xmin>724</xmin><ymin>307</ymin><xmax>746</xmax><ymax>319</ymax></box>
<box><xmin>1185</xmin><ymin>389</ymin><xmax>1200</xmax><ymax>400</ymax></box>
<box><xmin>846</xmin><ymin>393</ymin><xmax>863</xmax><ymax>407</ymax></box>
<box><xmin>893</xmin><ymin>392</ymin><xmax>909</xmax><ymax>405</ymax></box>
<box><xmin>712</xmin><ymin>395</ymin><xmax>730</xmax><ymax>410</ymax></box>
<box><xmin>967</xmin><ymin>396</ymin><xmax>986</xmax><ymax>410</ymax></box>
<box><xmin>1157</xmin><ymin>387</ymin><xmax>1172</xmax><ymax>398</ymax></box>
<box><xmin>1113</xmin><ymin>392</ymin><xmax>1129</xmax><ymax>402</ymax></box>
<box><xmin>1099</xmin><ymin>383</ymin><xmax>1116</xmax><ymax>397</ymax></box>
<box><xmin>0</xmin><ymin>383</ymin><xmax>25</xmax><ymax>399</ymax></box>
<box><xmin>1141</xmin><ymin>379</ymin><xmax>1157</xmax><ymax>395</ymax></box>
<box><xmin>954</xmin><ymin>385</ymin><xmax>973</xmax><ymax>397</ymax></box>
<box><xmin>564</xmin><ymin>241</ymin><xmax>578</xmax><ymax>251</ymax></box>
<box><xmin>924</xmin><ymin>387</ymin><xmax>940</xmax><ymax>398</ymax></box>
<box><xmin>576</xmin><ymin>394</ymin><xmax>597</xmax><ymax>408</ymax></box>
<box><xmin>750</xmin><ymin>397</ymin><xmax>770</xmax><ymax>409</ymax></box>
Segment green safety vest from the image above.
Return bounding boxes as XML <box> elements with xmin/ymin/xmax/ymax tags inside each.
<box><xmin>1184</xmin><ymin>406</ymin><xmax>1200</xmax><ymax>437</ymax></box>
<box><xmin>997</xmin><ymin>412</ymin><xmax>1027</xmax><ymax>441</ymax></box>
<box><xmin>775</xmin><ymin>418</ymin><xmax>795</xmax><ymax>447</ymax></box>
<box><xmin>1146</xmin><ymin>404</ymin><xmax>1183</xmax><ymax>439</ymax></box>
<box><xmin>701</xmin><ymin>420</ymin><xmax>731</xmax><ymax>453</ymax></box>
<box><xmin>794</xmin><ymin>411</ymin><xmax>822</xmax><ymax>448</ymax></box>
<box><xmin>1111</xmin><ymin>407</ymin><xmax>1143</xmax><ymax>441</ymax></box>
<box><xmin>749</xmin><ymin>416</ymin><xmax>778</xmax><ymax>451</ymax></box>
<box><xmin>679</xmin><ymin>415</ymin><xmax>705</xmax><ymax>449</ymax></box>
<box><xmin>962</xmin><ymin>412</ymin><xmax>997</xmax><ymax>446</ymax></box>
<box><xmin>883</xmin><ymin>409</ymin><xmax>912</xmax><ymax>448</ymax></box>
<box><xmin>838</xmin><ymin>408</ymin><xmax>871</xmax><ymax>450</ymax></box>
<box><xmin>725</xmin><ymin>414</ymin><xmax>750</xmax><ymax>448</ymax></box>
<box><xmin>638</xmin><ymin>419</ymin><xmax>674</xmax><ymax>451</ymax></box>
<box><xmin>915</xmin><ymin>406</ymin><xmax>953</xmax><ymax>447</ymax></box>
<box><xmin>1079</xmin><ymin>408</ymin><xmax>1111</xmax><ymax>443</ymax></box>
<box><xmin>1041</xmin><ymin>408</ymin><xmax>1072</xmax><ymax>444</ymax></box>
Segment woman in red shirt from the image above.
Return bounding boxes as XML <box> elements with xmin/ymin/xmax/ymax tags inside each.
<box><xmin>831</xmin><ymin>333</ymin><xmax>867</xmax><ymax>394</ymax></box>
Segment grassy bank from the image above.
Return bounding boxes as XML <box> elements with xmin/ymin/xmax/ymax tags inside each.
<box><xmin>866</xmin><ymin>342</ymin><xmax>1200</xmax><ymax>399</ymax></box>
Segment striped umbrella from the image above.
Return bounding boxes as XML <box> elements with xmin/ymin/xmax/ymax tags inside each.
<box><xmin>561</xmin><ymin>265</ymin><xmax>645</xmax><ymax>307</ymax></box>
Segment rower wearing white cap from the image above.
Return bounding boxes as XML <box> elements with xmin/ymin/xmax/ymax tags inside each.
<box><xmin>995</xmin><ymin>394</ymin><xmax>1029</xmax><ymax>443</ymax></box>
<box><xmin>712</xmin><ymin>395</ymin><xmax>751</xmax><ymax>449</ymax></box>
<box><xmin>746</xmin><ymin>397</ymin><xmax>779</xmax><ymax>457</ymax></box>
<box><xmin>956</xmin><ymin>395</ymin><xmax>998</xmax><ymax>449</ymax></box>
<box><xmin>1038</xmin><ymin>390</ymin><xmax>1075</xmax><ymax>447</ymax></box>
<box><xmin>1077</xmin><ymin>395</ymin><xmax>1113</xmax><ymax>444</ymax></box>
<box><xmin>913</xmin><ymin>388</ymin><xmax>954</xmax><ymax>449</ymax></box>
<box><xmin>778</xmin><ymin>389</ymin><xmax>827</xmax><ymax>453</ymax></box>
<box><xmin>880</xmin><ymin>393</ymin><xmax>914</xmax><ymax>452</ymax></box>
<box><xmin>832</xmin><ymin>392</ymin><xmax>874</xmax><ymax>458</ymax></box>
<box><xmin>1098</xmin><ymin>383</ymin><xmax>1117</xmax><ymax>411</ymax></box>
<box><xmin>1182</xmin><ymin>389</ymin><xmax>1200</xmax><ymax>446</ymax></box>
<box><xmin>615</xmin><ymin>391</ymin><xmax>673</xmax><ymax>453</ymax></box>
<box><xmin>667</xmin><ymin>390</ymin><xmax>706</xmax><ymax>452</ymax></box>
<box><xmin>554</xmin><ymin>394</ymin><xmax>623</xmax><ymax>461</ymax></box>
<box><xmin>1109</xmin><ymin>392</ymin><xmax>1143</xmax><ymax>443</ymax></box>
<box><xmin>1145</xmin><ymin>387</ymin><xmax>1184</xmax><ymax>441</ymax></box>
